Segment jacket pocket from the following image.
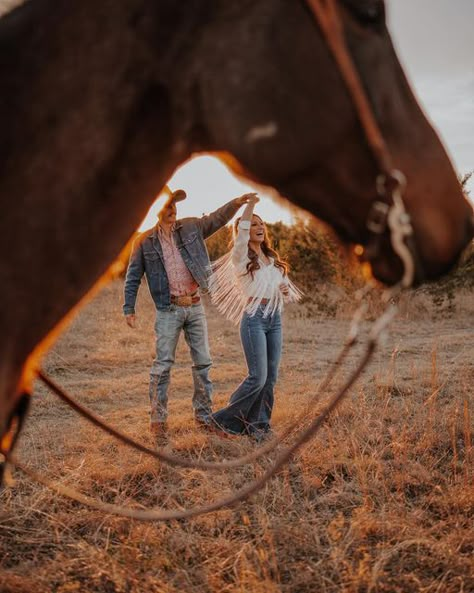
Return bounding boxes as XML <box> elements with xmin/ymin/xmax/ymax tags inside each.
<box><xmin>143</xmin><ymin>250</ymin><xmax>161</xmax><ymax>275</ymax></box>
<box><xmin>178</xmin><ymin>231</ymin><xmax>199</xmax><ymax>247</ymax></box>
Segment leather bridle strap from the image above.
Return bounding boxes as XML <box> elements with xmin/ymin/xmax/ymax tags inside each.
<box><xmin>304</xmin><ymin>0</ymin><xmax>393</xmax><ymax>176</ymax></box>
<box><xmin>304</xmin><ymin>0</ymin><xmax>421</xmax><ymax>287</ymax></box>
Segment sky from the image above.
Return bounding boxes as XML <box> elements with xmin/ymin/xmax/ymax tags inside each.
<box><xmin>388</xmin><ymin>0</ymin><xmax>474</xmax><ymax>179</ymax></box>
<box><xmin>141</xmin><ymin>0</ymin><xmax>473</xmax><ymax>229</ymax></box>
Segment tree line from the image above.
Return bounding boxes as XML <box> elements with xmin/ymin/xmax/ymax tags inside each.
<box><xmin>116</xmin><ymin>172</ymin><xmax>473</xmax><ymax>313</ymax></box>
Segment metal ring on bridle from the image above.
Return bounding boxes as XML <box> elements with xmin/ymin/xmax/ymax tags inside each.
<box><xmin>376</xmin><ymin>170</ymin><xmax>407</xmax><ymax>197</ymax></box>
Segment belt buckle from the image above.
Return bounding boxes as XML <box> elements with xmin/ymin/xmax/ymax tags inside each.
<box><xmin>176</xmin><ymin>295</ymin><xmax>193</xmax><ymax>307</ymax></box>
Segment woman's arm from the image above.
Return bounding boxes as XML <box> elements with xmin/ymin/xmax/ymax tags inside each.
<box><xmin>239</xmin><ymin>193</ymin><xmax>259</xmax><ymax>223</ymax></box>
<box><xmin>231</xmin><ymin>194</ymin><xmax>259</xmax><ymax>264</ymax></box>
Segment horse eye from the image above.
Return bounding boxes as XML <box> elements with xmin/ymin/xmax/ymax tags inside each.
<box><xmin>363</xmin><ymin>4</ymin><xmax>385</xmax><ymax>23</ymax></box>
<box><xmin>365</xmin><ymin>7</ymin><xmax>380</xmax><ymax>20</ymax></box>
<box><xmin>342</xmin><ymin>0</ymin><xmax>386</xmax><ymax>27</ymax></box>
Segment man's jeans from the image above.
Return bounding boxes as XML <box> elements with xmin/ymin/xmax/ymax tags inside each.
<box><xmin>212</xmin><ymin>308</ymin><xmax>282</xmax><ymax>435</ymax></box>
<box><xmin>149</xmin><ymin>303</ymin><xmax>212</xmax><ymax>423</ymax></box>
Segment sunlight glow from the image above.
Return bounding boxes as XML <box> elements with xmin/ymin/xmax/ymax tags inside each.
<box><xmin>138</xmin><ymin>155</ymin><xmax>295</xmax><ymax>232</ymax></box>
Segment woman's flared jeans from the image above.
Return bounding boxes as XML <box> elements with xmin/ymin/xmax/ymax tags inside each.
<box><xmin>212</xmin><ymin>308</ymin><xmax>282</xmax><ymax>435</ymax></box>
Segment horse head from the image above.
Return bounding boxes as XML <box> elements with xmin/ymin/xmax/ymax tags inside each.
<box><xmin>0</xmin><ymin>0</ymin><xmax>472</xmax><ymax>462</ymax></box>
<box><xmin>186</xmin><ymin>0</ymin><xmax>473</xmax><ymax>283</ymax></box>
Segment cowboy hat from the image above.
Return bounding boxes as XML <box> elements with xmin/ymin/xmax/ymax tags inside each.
<box><xmin>156</xmin><ymin>186</ymin><xmax>187</xmax><ymax>215</ymax></box>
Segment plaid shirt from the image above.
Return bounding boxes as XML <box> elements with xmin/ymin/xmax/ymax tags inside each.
<box><xmin>158</xmin><ymin>224</ymin><xmax>198</xmax><ymax>296</ymax></box>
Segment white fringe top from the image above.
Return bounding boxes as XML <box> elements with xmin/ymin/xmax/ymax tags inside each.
<box><xmin>208</xmin><ymin>220</ymin><xmax>303</xmax><ymax>323</ymax></box>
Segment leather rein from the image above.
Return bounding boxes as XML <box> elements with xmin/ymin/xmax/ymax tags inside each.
<box><xmin>304</xmin><ymin>0</ymin><xmax>420</xmax><ymax>288</ymax></box>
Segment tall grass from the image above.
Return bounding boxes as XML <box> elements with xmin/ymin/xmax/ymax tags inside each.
<box><xmin>1</xmin><ymin>282</ymin><xmax>473</xmax><ymax>593</ymax></box>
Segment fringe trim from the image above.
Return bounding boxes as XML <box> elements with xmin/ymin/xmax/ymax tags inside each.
<box><xmin>208</xmin><ymin>252</ymin><xmax>303</xmax><ymax>324</ymax></box>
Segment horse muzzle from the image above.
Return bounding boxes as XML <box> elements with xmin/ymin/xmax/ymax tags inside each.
<box><xmin>366</xmin><ymin>204</ymin><xmax>474</xmax><ymax>287</ymax></box>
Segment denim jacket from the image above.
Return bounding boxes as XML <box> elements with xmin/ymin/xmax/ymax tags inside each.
<box><xmin>123</xmin><ymin>199</ymin><xmax>242</xmax><ymax>314</ymax></box>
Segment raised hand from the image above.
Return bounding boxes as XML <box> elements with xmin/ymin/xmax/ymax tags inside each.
<box><xmin>235</xmin><ymin>192</ymin><xmax>259</xmax><ymax>207</ymax></box>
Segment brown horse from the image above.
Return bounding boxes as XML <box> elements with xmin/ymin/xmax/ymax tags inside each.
<box><xmin>0</xmin><ymin>0</ymin><xmax>472</xmax><ymax>454</ymax></box>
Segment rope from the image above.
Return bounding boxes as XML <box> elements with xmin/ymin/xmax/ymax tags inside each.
<box><xmin>8</xmin><ymin>295</ymin><xmax>398</xmax><ymax>520</ymax></box>
<box><xmin>35</xmin><ymin>332</ymin><xmax>354</xmax><ymax>472</ymax></box>
<box><xmin>34</xmin><ymin>285</ymin><xmax>376</xmax><ymax>472</ymax></box>
<box><xmin>9</xmin><ymin>339</ymin><xmax>378</xmax><ymax>521</ymax></box>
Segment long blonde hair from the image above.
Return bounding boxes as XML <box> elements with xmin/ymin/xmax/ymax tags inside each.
<box><xmin>234</xmin><ymin>215</ymin><xmax>288</xmax><ymax>279</ymax></box>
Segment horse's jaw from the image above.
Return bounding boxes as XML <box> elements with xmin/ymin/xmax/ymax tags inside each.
<box><xmin>258</xmin><ymin>155</ymin><xmax>473</xmax><ymax>287</ymax></box>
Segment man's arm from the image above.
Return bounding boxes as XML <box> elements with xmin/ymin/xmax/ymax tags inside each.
<box><xmin>123</xmin><ymin>237</ymin><xmax>145</xmax><ymax>322</ymax></box>
<box><xmin>198</xmin><ymin>193</ymin><xmax>255</xmax><ymax>239</ymax></box>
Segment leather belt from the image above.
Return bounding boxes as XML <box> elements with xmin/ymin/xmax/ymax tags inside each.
<box><xmin>247</xmin><ymin>298</ymin><xmax>270</xmax><ymax>305</ymax></box>
<box><xmin>171</xmin><ymin>294</ymin><xmax>200</xmax><ymax>306</ymax></box>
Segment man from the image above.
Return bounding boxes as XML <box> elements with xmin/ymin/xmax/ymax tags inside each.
<box><xmin>123</xmin><ymin>188</ymin><xmax>253</xmax><ymax>438</ymax></box>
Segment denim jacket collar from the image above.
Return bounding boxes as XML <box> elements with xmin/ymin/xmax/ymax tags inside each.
<box><xmin>151</xmin><ymin>221</ymin><xmax>185</xmax><ymax>258</ymax></box>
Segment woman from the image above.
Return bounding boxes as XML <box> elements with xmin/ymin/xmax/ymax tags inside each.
<box><xmin>208</xmin><ymin>194</ymin><xmax>302</xmax><ymax>441</ymax></box>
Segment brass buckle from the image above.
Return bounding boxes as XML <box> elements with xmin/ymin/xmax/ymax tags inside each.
<box><xmin>174</xmin><ymin>295</ymin><xmax>193</xmax><ymax>307</ymax></box>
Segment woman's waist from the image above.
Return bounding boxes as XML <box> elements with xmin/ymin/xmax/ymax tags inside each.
<box><xmin>247</xmin><ymin>296</ymin><xmax>272</xmax><ymax>305</ymax></box>
<box><xmin>243</xmin><ymin>300</ymin><xmax>282</xmax><ymax>321</ymax></box>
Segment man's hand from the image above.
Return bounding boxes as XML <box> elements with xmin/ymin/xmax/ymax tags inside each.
<box><xmin>125</xmin><ymin>314</ymin><xmax>136</xmax><ymax>328</ymax></box>
<box><xmin>235</xmin><ymin>192</ymin><xmax>259</xmax><ymax>207</ymax></box>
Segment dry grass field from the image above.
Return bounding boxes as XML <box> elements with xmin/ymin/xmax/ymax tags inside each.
<box><xmin>1</xmin><ymin>280</ymin><xmax>473</xmax><ymax>593</ymax></box>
